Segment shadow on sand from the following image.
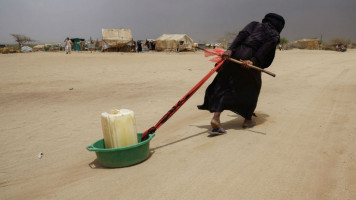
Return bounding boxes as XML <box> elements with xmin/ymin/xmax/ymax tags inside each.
<box><xmin>88</xmin><ymin>112</ymin><xmax>270</xmax><ymax>168</ymax></box>
<box><xmin>195</xmin><ymin>112</ymin><xmax>270</xmax><ymax>135</ymax></box>
<box><xmin>153</xmin><ymin>112</ymin><xmax>270</xmax><ymax>151</ymax></box>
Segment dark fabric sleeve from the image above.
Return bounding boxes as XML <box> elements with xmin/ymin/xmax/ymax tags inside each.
<box><xmin>228</xmin><ymin>22</ymin><xmax>258</xmax><ymax>51</ymax></box>
<box><xmin>250</xmin><ymin>57</ymin><xmax>260</xmax><ymax>67</ymax></box>
<box><xmin>254</xmin><ymin>36</ymin><xmax>279</xmax><ymax>68</ymax></box>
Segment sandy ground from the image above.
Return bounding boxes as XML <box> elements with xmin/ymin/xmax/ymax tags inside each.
<box><xmin>0</xmin><ymin>49</ymin><xmax>355</xmax><ymax>200</ymax></box>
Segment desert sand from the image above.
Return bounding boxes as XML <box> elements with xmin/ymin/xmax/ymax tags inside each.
<box><xmin>0</xmin><ymin>49</ymin><xmax>355</xmax><ymax>199</ymax></box>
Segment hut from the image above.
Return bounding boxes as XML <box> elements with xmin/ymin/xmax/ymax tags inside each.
<box><xmin>70</xmin><ymin>38</ymin><xmax>85</xmax><ymax>51</ymax></box>
<box><xmin>33</xmin><ymin>44</ymin><xmax>45</xmax><ymax>51</ymax></box>
<box><xmin>102</xmin><ymin>29</ymin><xmax>133</xmax><ymax>52</ymax></box>
<box><xmin>155</xmin><ymin>34</ymin><xmax>194</xmax><ymax>52</ymax></box>
<box><xmin>44</xmin><ymin>43</ymin><xmax>62</xmax><ymax>51</ymax></box>
<box><xmin>293</xmin><ymin>39</ymin><xmax>319</xmax><ymax>50</ymax></box>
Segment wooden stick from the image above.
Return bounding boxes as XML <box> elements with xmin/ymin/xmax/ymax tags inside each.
<box><xmin>197</xmin><ymin>46</ymin><xmax>276</xmax><ymax>77</ymax></box>
<box><xmin>227</xmin><ymin>57</ymin><xmax>276</xmax><ymax>77</ymax></box>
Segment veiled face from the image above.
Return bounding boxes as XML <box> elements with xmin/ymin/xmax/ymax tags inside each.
<box><xmin>262</xmin><ymin>13</ymin><xmax>285</xmax><ymax>33</ymax></box>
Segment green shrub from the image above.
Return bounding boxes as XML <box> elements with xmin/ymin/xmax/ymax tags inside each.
<box><xmin>330</xmin><ymin>38</ymin><xmax>350</xmax><ymax>47</ymax></box>
<box><xmin>279</xmin><ymin>37</ymin><xmax>288</xmax><ymax>45</ymax></box>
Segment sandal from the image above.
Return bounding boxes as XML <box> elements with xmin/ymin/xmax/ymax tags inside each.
<box><xmin>242</xmin><ymin>120</ymin><xmax>256</xmax><ymax>128</ymax></box>
<box><xmin>208</xmin><ymin>127</ymin><xmax>227</xmax><ymax>135</ymax></box>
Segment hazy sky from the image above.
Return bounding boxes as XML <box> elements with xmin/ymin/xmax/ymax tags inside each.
<box><xmin>0</xmin><ymin>0</ymin><xmax>355</xmax><ymax>44</ymax></box>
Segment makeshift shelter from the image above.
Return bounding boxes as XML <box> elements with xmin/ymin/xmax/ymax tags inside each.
<box><xmin>293</xmin><ymin>39</ymin><xmax>319</xmax><ymax>50</ymax></box>
<box><xmin>155</xmin><ymin>34</ymin><xmax>194</xmax><ymax>51</ymax></box>
<box><xmin>33</xmin><ymin>45</ymin><xmax>44</xmax><ymax>51</ymax></box>
<box><xmin>102</xmin><ymin>29</ymin><xmax>133</xmax><ymax>52</ymax></box>
<box><xmin>76</xmin><ymin>41</ymin><xmax>86</xmax><ymax>51</ymax></box>
<box><xmin>0</xmin><ymin>47</ymin><xmax>19</xmax><ymax>54</ymax></box>
<box><xmin>146</xmin><ymin>39</ymin><xmax>156</xmax><ymax>50</ymax></box>
<box><xmin>21</xmin><ymin>46</ymin><xmax>33</xmax><ymax>52</ymax></box>
<box><xmin>70</xmin><ymin>38</ymin><xmax>85</xmax><ymax>51</ymax></box>
<box><xmin>45</xmin><ymin>43</ymin><xmax>62</xmax><ymax>51</ymax></box>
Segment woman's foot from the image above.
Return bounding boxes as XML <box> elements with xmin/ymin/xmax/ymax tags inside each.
<box><xmin>242</xmin><ymin>119</ymin><xmax>256</xmax><ymax>128</ymax></box>
<box><xmin>209</xmin><ymin>119</ymin><xmax>226</xmax><ymax>135</ymax></box>
<box><xmin>209</xmin><ymin>112</ymin><xmax>226</xmax><ymax>134</ymax></box>
<box><xmin>211</xmin><ymin>119</ymin><xmax>221</xmax><ymax>130</ymax></box>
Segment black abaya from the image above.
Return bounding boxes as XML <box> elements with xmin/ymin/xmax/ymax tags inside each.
<box><xmin>198</xmin><ymin>21</ymin><xmax>280</xmax><ymax>120</ymax></box>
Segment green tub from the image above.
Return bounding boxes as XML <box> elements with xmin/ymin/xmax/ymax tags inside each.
<box><xmin>87</xmin><ymin>133</ymin><xmax>155</xmax><ymax>168</ymax></box>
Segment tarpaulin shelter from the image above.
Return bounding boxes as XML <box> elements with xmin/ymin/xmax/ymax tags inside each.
<box><xmin>102</xmin><ymin>29</ymin><xmax>133</xmax><ymax>52</ymax></box>
<box><xmin>33</xmin><ymin>45</ymin><xmax>44</xmax><ymax>51</ymax></box>
<box><xmin>155</xmin><ymin>34</ymin><xmax>194</xmax><ymax>51</ymax></box>
<box><xmin>45</xmin><ymin>43</ymin><xmax>62</xmax><ymax>51</ymax></box>
<box><xmin>21</xmin><ymin>46</ymin><xmax>33</xmax><ymax>52</ymax></box>
<box><xmin>70</xmin><ymin>38</ymin><xmax>85</xmax><ymax>51</ymax></box>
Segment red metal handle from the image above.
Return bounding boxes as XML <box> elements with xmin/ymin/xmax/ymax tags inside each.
<box><xmin>141</xmin><ymin>60</ymin><xmax>225</xmax><ymax>141</ymax></box>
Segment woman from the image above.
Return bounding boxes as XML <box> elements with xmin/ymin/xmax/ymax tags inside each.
<box><xmin>198</xmin><ymin>13</ymin><xmax>285</xmax><ymax>134</ymax></box>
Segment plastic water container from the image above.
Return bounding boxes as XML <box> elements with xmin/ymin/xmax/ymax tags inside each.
<box><xmin>101</xmin><ymin>109</ymin><xmax>138</xmax><ymax>148</ymax></box>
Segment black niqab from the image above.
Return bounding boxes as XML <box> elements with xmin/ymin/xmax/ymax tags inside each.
<box><xmin>262</xmin><ymin>13</ymin><xmax>285</xmax><ymax>33</ymax></box>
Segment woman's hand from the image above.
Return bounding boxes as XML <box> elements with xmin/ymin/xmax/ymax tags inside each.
<box><xmin>222</xmin><ymin>50</ymin><xmax>232</xmax><ymax>59</ymax></box>
<box><xmin>239</xmin><ymin>59</ymin><xmax>253</xmax><ymax>69</ymax></box>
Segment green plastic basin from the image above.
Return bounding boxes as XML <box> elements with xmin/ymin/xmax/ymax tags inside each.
<box><xmin>87</xmin><ymin>133</ymin><xmax>155</xmax><ymax>168</ymax></box>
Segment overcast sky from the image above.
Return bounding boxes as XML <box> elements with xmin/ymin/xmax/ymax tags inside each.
<box><xmin>0</xmin><ymin>0</ymin><xmax>355</xmax><ymax>44</ymax></box>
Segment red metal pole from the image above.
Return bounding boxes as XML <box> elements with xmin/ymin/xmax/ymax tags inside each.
<box><xmin>141</xmin><ymin>60</ymin><xmax>225</xmax><ymax>141</ymax></box>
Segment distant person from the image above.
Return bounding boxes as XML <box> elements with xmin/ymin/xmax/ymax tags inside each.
<box><xmin>198</xmin><ymin>13</ymin><xmax>285</xmax><ymax>134</ymax></box>
<box><xmin>147</xmin><ymin>40</ymin><xmax>152</xmax><ymax>50</ymax></box>
<box><xmin>340</xmin><ymin>45</ymin><xmax>346</xmax><ymax>52</ymax></box>
<box><xmin>279</xmin><ymin>44</ymin><xmax>282</xmax><ymax>51</ymax></box>
<box><xmin>151</xmin><ymin>41</ymin><xmax>156</xmax><ymax>50</ymax></box>
<box><xmin>137</xmin><ymin>40</ymin><xmax>142</xmax><ymax>52</ymax></box>
<box><xmin>130</xmin><ymin>40</ymin><xmax>136</xmax><ymax>52</ymax></box>
<box><xmin>64</xmin><ymin>37</ymin><xmax>73</xmax><ymax>54</ymax></box>
<box><xmin>89</xmin><ymin>38</ymin><xmax>94</xmax><ymax>53</ymax></box>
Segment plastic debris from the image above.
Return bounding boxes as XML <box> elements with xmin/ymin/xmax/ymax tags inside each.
<box><xmin>38</xmin><ymin>152</ymin><xmax>43</xmax><ymax>159</ymax></box>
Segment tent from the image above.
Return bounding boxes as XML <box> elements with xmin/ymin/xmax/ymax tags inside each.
<box><xmin>21</xmin><ymin>46</ymin><xmax>33</xmax><ymax>52</ymax></box>
<box><xmin>33</xmin><ymin>45</ymin><xmax>44</xmax><ymax>51</ymax></box>
<box><xmin>102</xmin><ymin>29</ymin><xmax>133</xmax><ymax>52</ymax></box>
<box><xmin>45</xmin><ymin>43</ymin><xmax>62</xmax><ymax>51</ymax></box>
<box><xmin>70</xmin><ymin>38</ymin><xmax>85</xmax><ymax>51</ymax></box>
<box><xmin>155</xmin><ymin>34</ymin><xmax>194</xmax><ymax>51</ymax></box>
